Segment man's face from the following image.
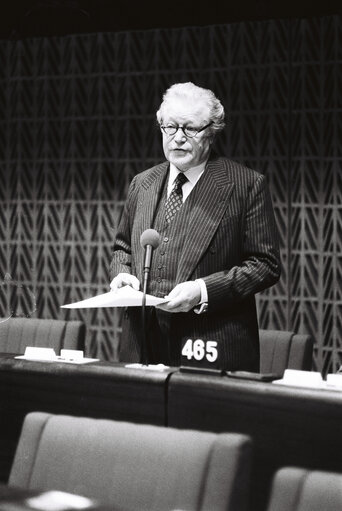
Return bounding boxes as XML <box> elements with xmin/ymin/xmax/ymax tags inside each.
<box><xmin>161</xmin><ymin>98</ymin><xmax>213</xmax><ymax>171</ymax></box>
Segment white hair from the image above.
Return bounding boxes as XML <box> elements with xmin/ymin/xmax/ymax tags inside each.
<box><xmin>156</xmin><ymin>82</ymin><xmax>225</xmax><ymax>133</ymax></box>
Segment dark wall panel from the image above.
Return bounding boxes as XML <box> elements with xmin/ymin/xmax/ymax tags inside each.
<box><xmin>0</xmin><ymin>16</ymin><xmax>340</xmax><ymax>372</ymax></box>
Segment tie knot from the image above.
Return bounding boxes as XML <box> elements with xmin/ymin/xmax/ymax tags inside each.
<box><xmin>174</xmin><ymin>172</ymin><xmax>188</xmax><ymax>192</ymax></box>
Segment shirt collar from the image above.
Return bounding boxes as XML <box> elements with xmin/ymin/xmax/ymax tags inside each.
<box><xmin>169</xmin><ymin>160</ymin><xmax>207</xmax><ymax>186</ymax></box>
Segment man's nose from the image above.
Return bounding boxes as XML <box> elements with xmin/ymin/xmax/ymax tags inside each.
<box><xmin>174</xmin><ymin>127</ymin><xmax>187</xmax><ymax>142</ymax></box>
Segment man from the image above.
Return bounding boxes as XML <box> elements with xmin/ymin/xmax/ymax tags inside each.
<box><xmin>110</xmin><ymin>82</ymin><xmax>281</xmax><ymax>371</ymax></box>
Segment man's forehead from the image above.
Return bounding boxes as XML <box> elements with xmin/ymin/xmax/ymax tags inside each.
<box><xmin>162</xmin><ymin>97</ymin><xmax>210</xmax><ymax>122</ymax></box>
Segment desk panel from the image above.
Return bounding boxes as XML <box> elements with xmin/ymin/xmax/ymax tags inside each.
<box><xmin>168</xmin><ymin>372</ymin><xmax>342</xmax><ymax>511</ymax></box>
<box><xmin>0</xmin><ymin>355</ymin><xmax>174</xmax><ymax>483</ymax></box>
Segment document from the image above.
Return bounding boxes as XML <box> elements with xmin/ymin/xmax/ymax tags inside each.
<box><xmin>61</xmin><ymin>285</ymin><xmax>169</xmax><ymax>309</ymax></box>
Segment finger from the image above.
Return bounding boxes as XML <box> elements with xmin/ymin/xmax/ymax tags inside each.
<box><xmin>156</xmin><ymin>297</ymin><xmax>179</xmax><ymax>311</ymax></box>
<box><xmin>110</xmin><ymin>274</ymin><xmax>140</xmax><ymax>291</ymax></box>
<box><xmin>162</xmin><ymin>296</ymin><xmax>184</xmax><ymax>312</ymax></box>
<box><xmin>121</xmin><ymin>275</ymin><xmax>139</xmax><ymax>290</ymax></box>
<box><xmin>110</xmin><ymin>279</ymin><xmax>119</xmax><ymax>291</ymax></box>
<box><xmin>156</xmin><ymin>303</ymin><xmax>181</xmax><ymax>313</ymax></box>
<box><xmin>129</xmin><ymin>276</ymin><xmax>140</xmax><ymax>290</ymax></box>
<box><xmin>164</xmin><ymin>285</ymin><xmax>182</xmax><ymax>300</ymax></box>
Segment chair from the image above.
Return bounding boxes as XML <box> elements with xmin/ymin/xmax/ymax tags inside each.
<box><xmin>9</xmin><ymin>412</ymin><xmax>252</xmax><ymax>511</ymax></box>
<box><xmin>259</xmin><ymin>329</ymin><xmax>313</xmax><ymax>375</ymax></box>
<box><xmin>0</xmin><ymin>317</ymin><xmax>86</xmax><ymax>354</ymax></box>
<box><xmin>267</xmin><ymin>467</ymin><xmax>342</xmax><ymax>511</ymax></box>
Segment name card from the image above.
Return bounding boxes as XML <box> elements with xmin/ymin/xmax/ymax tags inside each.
<box><xmin>60</xmin><ymin>349</ymin><xmax>84</xmax><ymax>361</ymax></box>
<box><xmin>15</xmin><ymin>348</ymin><xmax>98</xmax><ymax>364</ymax></box>
<box><xmin>23</xmin><ymin>347</ymin><xmax>57</xmax><ymax>361</ymax></box>
<box><xmin>273</xmin><ymin>369</ymin><xmax>324</xmax><ymax>388</ymax></box>
<box><xmin>326</xmin><ymin>373</ymin><xmax>342</xmax><ymax>388</ymax></box>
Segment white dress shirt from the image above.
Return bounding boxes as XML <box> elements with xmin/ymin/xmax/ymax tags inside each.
<box><xmin>167</xmin><ymin>162</ymin><xmax>206</xmax><ymax>201</ymax></box>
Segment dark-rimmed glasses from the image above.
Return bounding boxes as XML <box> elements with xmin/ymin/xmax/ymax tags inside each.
<box><xmin>160</xmin><ymin>122</ymin><xmax>213</xmax><ymax>138</ymax></box>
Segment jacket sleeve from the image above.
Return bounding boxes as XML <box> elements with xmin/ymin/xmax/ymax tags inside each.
<box><xmin>109</xmin><ymin>176</ymin><xmax>138</xmax><ymax>281</ymax></box>
<box><xmin>203</xmin><ymin>173</ymin><xmax>281</xmax><ymax>311</ymax></box>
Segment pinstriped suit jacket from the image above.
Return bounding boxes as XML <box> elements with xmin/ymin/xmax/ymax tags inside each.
<box><xmin>110</xmin><ymin>155</ymin><xmax>281</xmax><ymax>370</ymax></box>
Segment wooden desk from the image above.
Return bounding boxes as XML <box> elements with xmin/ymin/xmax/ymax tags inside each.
<box><xmin>168</xmin><ymin>372</ymin><xmax>342</xmax><ymax>511</ymax></box>
<box><xmin>0</xmin><ymin>355</ymin><xmax>175</xmax><ymax>483</ymax></box>
<box><xmin>3</xmin><ymin>356</ymin><xmax>342</xmax><ymax>511</ymax></box>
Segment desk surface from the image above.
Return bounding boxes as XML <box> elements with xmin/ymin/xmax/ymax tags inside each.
<box><xmin>0</xmin><ymin>353</ymin><xmax>174</xmax><ymax>383</ymax></box>
<box><xmin>169</xmin><ymin>370</ymin><xmax>342</xmax><ymax>413</ymax></box>
<box><xmin>168</xmin><ymin>371</ymin><xmax>342</xmax><ymax>468</ymax></box>
<box><xmin>0</xmin><ymin>354</ymin><xmax>174</xmax><ymax>422</ymax></box>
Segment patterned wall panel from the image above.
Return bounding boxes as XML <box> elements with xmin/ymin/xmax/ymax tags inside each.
<box><xmin>0</xmin><ymin>16</ymin><xmax>340</xmax><ymax>372</ymax></box>
<box><xmin>287</xmin><ymin>16</ymin><xmax>342</xmax><ymax>374</ymax></box>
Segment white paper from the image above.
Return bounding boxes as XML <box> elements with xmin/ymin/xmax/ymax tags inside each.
<box><xmin>61</xmin><ymin>285</ymin><xmax>168</xmax><ymax>309</ymax></box>
<box><xmin>326</xmin><ymin>373</ymin><xmax>342</xmax><ymax>388</ymax></box>
<box><xmin>15</xmin><ymin>355</ymin><xmax>99</xmax><ymax>364</ymax></box>
<box><xmin>22</xmin><ymin>347</ymin><xmax>57</xmax><ymax>360</ymax></box>
<box><xmin>25</xmin><ymin>490</ymin><xmax>95</xmax><ymax>510</ymax></box>
<box><xmin>125</xmin><ymin>363</ymin><xmax>170</xmax><ymax>371</ymax></box>
<box><xmin>14</xmin><ymin>347</ymin><xmax>99</xmax><ymax>364</ymax></box>
<box><xmin>273</xmin><ymin>369</ymin><xmax>325</xmax><ymax>388</ymax></box>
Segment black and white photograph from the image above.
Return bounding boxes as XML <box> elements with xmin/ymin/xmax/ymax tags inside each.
<box><xmin>0</xmin><ymin>1</ymin><xmax>341</xmax><ymax>510</ymax></box>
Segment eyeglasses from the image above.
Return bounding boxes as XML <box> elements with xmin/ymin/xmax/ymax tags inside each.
<box><xmin>160</xmin><ymin>122</ymin><xmax>213</xmax><ymax>138</ymax></box>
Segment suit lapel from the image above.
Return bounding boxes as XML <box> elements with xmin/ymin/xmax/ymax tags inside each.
<box><xmin>134</xmin><ymin>161</ymin><xmax>169</xmax><ymax>235</ymax></box>
<box><xmin>176</xmin><ymin>157</ymin><xmax>235</xmax><ymax>283</ymax></box>
<box><xmin>132</xmin><ymin>162</ymin><xmax>169</xmax><ymax>282</ymax></box>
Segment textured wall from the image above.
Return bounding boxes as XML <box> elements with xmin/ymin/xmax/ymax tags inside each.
<box><xmin>0</xmin><ymin>16</ymin><xmax>340</xmax><ymax>372</ymax></box>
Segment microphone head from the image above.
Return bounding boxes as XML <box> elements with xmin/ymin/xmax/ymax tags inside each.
<box><xmin>140</xmin><ymin>229</ymin><xmax>161</xmax><ymax>249</ymax></box>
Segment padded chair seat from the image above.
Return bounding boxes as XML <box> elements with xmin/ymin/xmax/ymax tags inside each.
<box><xmin>259</xmin><ymin>329</ymin><xmax>313</xmax><ymax>375</ymax></box>
<box><xmin>0</xmin><ymin>317</ymin><xmax>85</xmax><ymax>353</ymax></box>
<box><xmin>267</xmin><ymin>467</ymin><xmax>342</xmax><ymax>511</ymax></box>
<box><xmin>9</xmin><ymin>412</ymin><xmax>252</xmax><ymax>511</ymax></box>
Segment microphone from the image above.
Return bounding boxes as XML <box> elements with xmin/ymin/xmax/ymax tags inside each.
<box><xmin>140</xmin><ymin>229</ymin><xmax>161</xmax><ymax>366</ymax></box>
<box><xmin>140</xmin><ymin>229</ymin><xmax>161</xmax><ymax>274</ymax></box>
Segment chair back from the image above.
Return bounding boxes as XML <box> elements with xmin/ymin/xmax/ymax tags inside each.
<box><xmin>9</xmin><ymin>412</ymin><xmax>252</xmax><ymax>511</ymax></box>
<box><xmin>267</xmin><ymin>467</ymin><xmax>342</xmax><ymax>511</ymax></box>
<box><xmin>259</xmin><ymin>329</ymin><xmax>313</xmax><ymax>374</ymax></box>
<box><xmin>0</xmin><ymin>317</ymin><xmax>85</xmax><ymax>353</ymax></box>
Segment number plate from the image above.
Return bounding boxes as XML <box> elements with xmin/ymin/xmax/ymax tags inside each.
<box><xmin>181</xmin><ymin>338</ymin><xmax>222</xmax><ymax>370</ymax></box>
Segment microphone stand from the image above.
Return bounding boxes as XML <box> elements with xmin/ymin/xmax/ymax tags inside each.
<box><xmin>139</xmin><ymin>229</ymin><xmax>160</xmax><ymax>367</ymax></box>
<box><xmin>141</xmin><ymin>245</ymin><xmax>152</xmax><ymax>366</ymax></box>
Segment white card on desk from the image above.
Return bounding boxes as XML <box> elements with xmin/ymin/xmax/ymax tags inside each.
<box><xmin>326</xmin><ymin>373</ymin><xmax>342</xmax><ymax>388</ymax></box>
<box><xmin>15</xmin><ymin>347</ymin><xmax>99</xmax><ymax>364</ymax></box>
<box><xmin>26</xmin><ymin>490</ymin><xmax>96</xmax><ymax>510</ymax></box>
<box><xmin>273</xmin><ymin>369</ymin><xmax>324</xmax><ymax>388</ymax></box>
<box><xmin>20</xmin><ymin>347</ymin><xmax>57</xmax><ymax>360</ymax></box>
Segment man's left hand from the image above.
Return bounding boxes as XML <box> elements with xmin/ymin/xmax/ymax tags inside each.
<box><xmin>156</xmin><ymin>281</ymin><xmax>201</xmax><ymax>313</ymax></box>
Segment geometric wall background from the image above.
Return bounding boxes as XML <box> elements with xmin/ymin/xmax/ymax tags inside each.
<box><xmin>0</xmin><ymin>15</ymin><xmax>340</xmax><ymax>373</ymax></box>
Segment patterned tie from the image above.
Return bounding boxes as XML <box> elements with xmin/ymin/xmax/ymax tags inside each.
<box><xmin>165</xmin><ymin>172</ymin><xmax>188</xmax><ymax>223</ymax></box>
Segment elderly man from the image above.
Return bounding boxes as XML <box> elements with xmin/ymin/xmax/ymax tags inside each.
<box><xmin>110</xmin><ymin>82</ymin><xmax>281</xmax><ymax>370</ymax></box>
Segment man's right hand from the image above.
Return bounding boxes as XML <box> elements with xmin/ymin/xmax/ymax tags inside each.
<box><xmin>110</xmin><ymin>273</ymin><xmax>140</xmax><ymax>292</ymax></box>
